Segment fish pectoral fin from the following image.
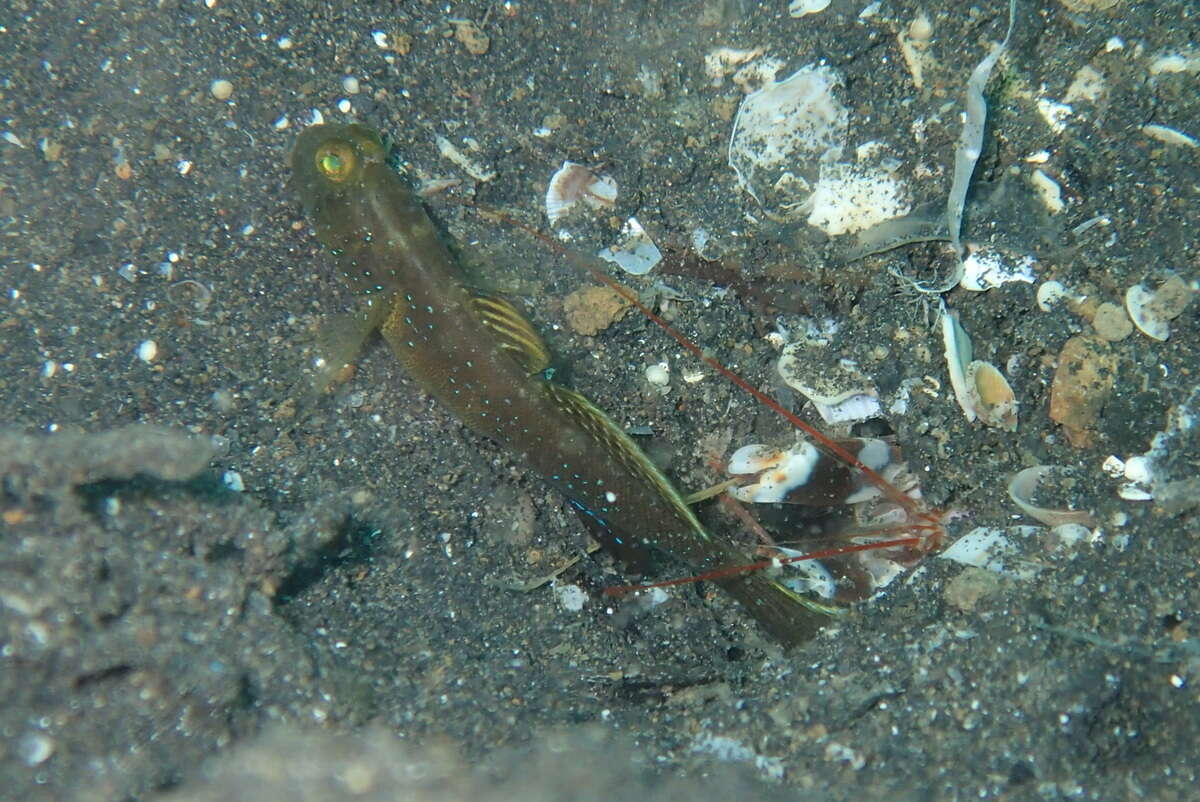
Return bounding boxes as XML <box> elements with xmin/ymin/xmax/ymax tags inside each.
<box><xmin>468</xmin><ymin>291</ymin><xmax>551</xmax><ymax>375</ymax></box>
<box><xmin>283</xmin><ymin>299</ymin><xmax>389</xmax><ymax>429</ymax></box>
<box><xmin>310</xmin><ymin>300</ymin><xmax>389</xmax><ymax>389</ymax></box>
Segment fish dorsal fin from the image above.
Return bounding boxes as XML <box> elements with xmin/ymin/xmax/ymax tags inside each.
<box><xmin>468</xmin><ymin>292</ymin><xmax>550</xmax><ymax>375</ymax></box>
<box><xmin>541</xmin><ymin>382</ymin><xmax>709</xmax><ymax>541</ymax></box>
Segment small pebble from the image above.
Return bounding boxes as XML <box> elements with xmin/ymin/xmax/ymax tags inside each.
<box><xmin>211</xmin><ymin>389</ymin><xmax>235</xmax><ymax>413</ymax></box>
<box><xmin>1049</xmin><ymin>336</ymin><xmax>1116</xmax><ymax>448</ymax></box>
<box><xmin>561</xmin><ymin>285</ymin><xmax>630</xmax><ymax>336</ymax></box>
<box><xmin>136</xmin><ymin>339</ymin><xmax>158</xmax><ymax>363</ymax></box>
<box><xmin>210</xmin><ymin>79</ymin><xmax>234</xmax><ymax>101</ymax></box>
<box><xmin>451</xmin><ymin>19</ymin><xmax>490</xmax><ymax>55</ymax></box>
<box><xmin>223</xmin><ymin>470</ymin><xmax>245</xmax><ymax>492</ymax></box>
<box><xmin>554</xmin><ymin>583</ymin><xmax>587</xmax><ymax>612</ymax></box>
<box><xmin>17</xmin><ymin>732</ymin><xmax>55</xmax><ymax>766</ymax></box>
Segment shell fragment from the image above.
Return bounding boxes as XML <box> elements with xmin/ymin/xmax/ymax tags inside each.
<box><xmin>597</xmin><ymin>217</ymin><xmax>661</xmax><ymax>276</ymax></box>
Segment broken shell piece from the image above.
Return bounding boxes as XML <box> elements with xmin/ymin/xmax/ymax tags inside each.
<box><xmin>1117</xmin><ymin>454</ymin><xmax>1155</xmax><ymax>501</ymax></box>
<box><xmin>778</xmin><ymin>338</ymin><xmax>880</xmax><ymax>424</ymax></box>
<box><xmin>727</xmin><ymin>438</ymin><xmax>901</xmax><ymax>506</ymax></box>
<box><xmin>1063</xmin><ymin>65</ymin><xmax>1106</xmax><ymax>104</ymax></box>
<box><xmin>545</xmin><ymin>161</ymin><xmax>617</xmax><ymax>225</ymax></box>
<box><xmin>597</xmin><ymin>217</ymin><xmax>661</xmax><ymax>276</ymax></box>
<box><xmin>1149</xmin><ymin>51</ymin><xmax>1200</xmax><ymax>75</ymax></box>
<box><xmin>728</xmin><ymin>65</ymin><xmax>848</xmax><ymax>218</ymax></box>
<box><xmin>1101</xmin><ymin>454</ymin><xmax>1125</xmax><ymax>478</ymax></box>
<box><xmin>1090</xmin><ymin>301</ymin><xmax>1133</xmax><ymax>342</ymax></box>
<box><xmin>789</xmin><ymin>0</ymin><xmax>831</xmax><ymax>17</ymax></box>
<box><xmin>1007</xmin><ymin>465</ymin><xmax>1098</xmax><ymax>527</ymax></box>
<box><xmin>897</xmin><ymin>11</ymin><xmax>936</xmax><ymax>90</ymax></box>
<box><xmin>703</xmin><ymin>47</ymin><xmax>764</xmax><ymax>87</ymax></box>
<box><xmin>731</xmin><ymin>57</ymin><xmax>786</xmax><ymax>94</ymax></box>
<box><xmin>1141</xmin><ymin>124</ymin><xmax>1199</xmax><ymax>149</ymax></box>
<box><xmin>1049</xmin><ymin>523</ymin><xmax>1094</xmax><ymax>549</ymax></box>
<box><xmin>965</xmin><ymin>360</ymin><xmax>1018</xmax><ymax>431</ymax></box>
<box><xmin>960</xmin><ymin>245</ymin><xmax>1037</xmax><ymax>292</ymax></box>
<box><xmin>804</xmin><ymin>160</ymin><xmax>911</xmax><ymax>236</ymax></box>
<box><xmin>435</xmin><ymin>135</ymin><xmax>496</xmax><ymax>182</ymax></box>
<box><xmin>1030</xmin><ymin>169</ymin><xmax>1065</xmax><ymax>214</ymax></box>
<box><xmin>1124</xmin><ymin>275</ymin><xmax>1194</xmax><ymax>341</ymax></box>
<box><xmin>940</xmin><ymin>526</ymin><xmax>1044</xmax><ymax>580</ymax></box>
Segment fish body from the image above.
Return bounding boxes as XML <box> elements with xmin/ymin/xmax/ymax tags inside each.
<box><xmin>291</xmin><ymin>123</ymin><xmax>829</xmax><ymax>644</ymax></box>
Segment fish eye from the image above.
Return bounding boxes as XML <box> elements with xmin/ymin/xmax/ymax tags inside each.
<box><xmin>314</xmin><ymin>141</ymin><xmax>356</xmax><ymax>182</ymax></box>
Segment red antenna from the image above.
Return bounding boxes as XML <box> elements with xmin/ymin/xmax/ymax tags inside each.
<box><xmin>481</xmin><ymin>208</ymin><xmax>948</xmax><ymax>596</ymax></box>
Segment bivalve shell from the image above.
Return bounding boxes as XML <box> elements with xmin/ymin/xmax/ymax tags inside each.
<box><xmin>545</xmin><ymin>161</ymin><xmax>617</xmax><ymax>225</ymax></box>
<box><xmin>1007</xmin><ymin>465</ymin><xmax>1098</xmax><ymax>527</ymax></box>
<box><xmin>1124</xmin><ymin>275</ymin><xmax>1193</xmax><ymax>341</ymax></box>
<box><xmin>965</xmin><ymin>360</ymin><xmax>1018</xmax><ymax>431</ymax></box>
<box><xmin>778</xmin><ymin>338</ymin><xmax>880</xmax><ymax>424</ymax></box>
<box><xmin>940</xmin><ymin>305</ymin><xmax>976</xmax><ymax>423</ymax></box>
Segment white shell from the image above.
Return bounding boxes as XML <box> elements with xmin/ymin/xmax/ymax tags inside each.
<box><xmin>644</xmin><ymin>361</ymin><xmax>670</xmax><ymax>387</ymax></box>
<box><xmin>1141</xmin><ymin>124</ymin><xmax>1199</xmax><ymax>149</ymax></box>
<box><xmin>804</xmin><ymin>161</ymin><xmax>911</xmax><ymax>237</ymax></box>
<box><xmin>789</xmin><ymin>0</ymin><xmax>831</xmax><ymax>16</ymax></box>
<box><xmin>960</xmin><ymin>246</ymin><xmax>1037</xmax><ymax>292</ymax></box>
<box><xmin>1125</xmin><ymin>283</ymin><xmax>1167</xmax><ymax>340</ymax></box>
<box><xmin>726</xmin><ymin>443</ymin><xmax>783</xmax><ymax>475</ymax></box>
<box><xmin>1117</xmin><ymin>484</ymin><xmax>1154</xmax><ymax>501</ymax></box>
<box><xmin>940</xmin><ymin>306</ymin><xmax>975</xmax><ymax>423</ymax></box>
<box><xmin>775</xmin><ymin>546</ymin><xmax>837</xmax><ymax>598</ymax></box>
<box><xmin>1030</xmin><ymin>169</ymin><xmax>1065</xmax><ymax>214</ymax></box>
<box><xmin>812</xmin><ymin>394</ymin><xmax>882</xmax><ymax>424</ymax></box>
